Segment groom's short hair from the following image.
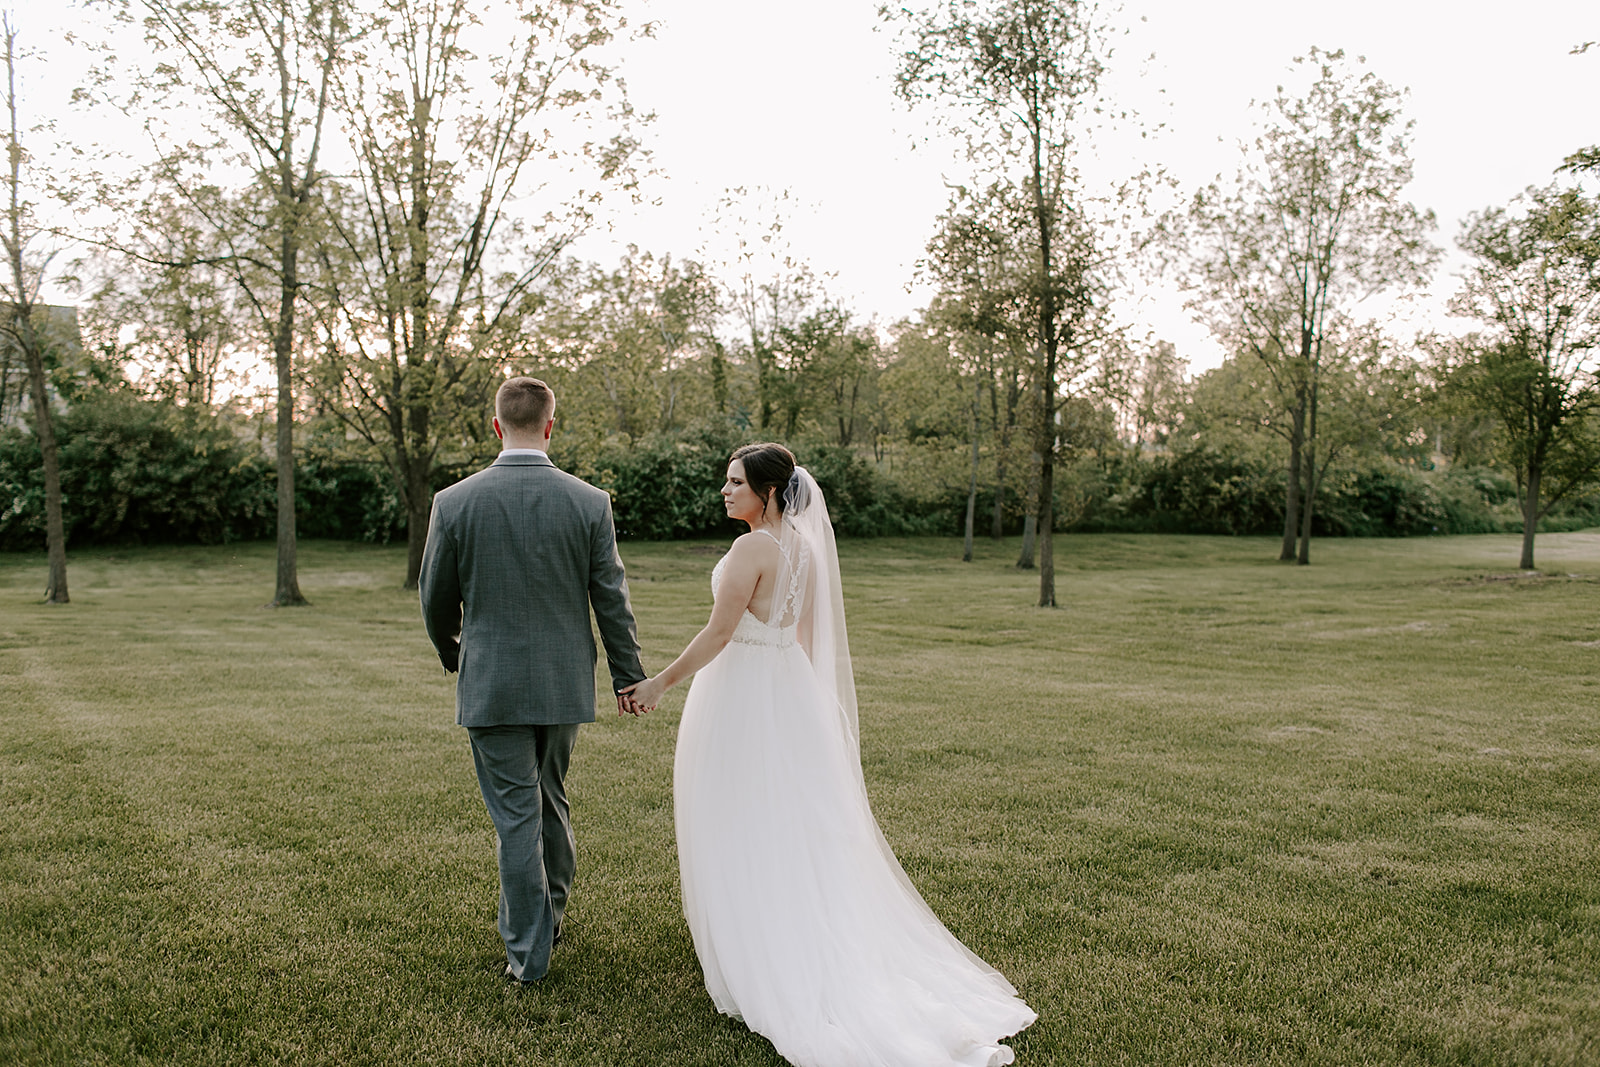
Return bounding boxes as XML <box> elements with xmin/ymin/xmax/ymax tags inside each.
<box><xmin>497</xmin><ymin>377</ymin><xmax>555</xmax><ymax>432</ymax></box>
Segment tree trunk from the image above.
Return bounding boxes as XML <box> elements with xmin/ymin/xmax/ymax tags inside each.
<box><xmin>1017</xmin><ymin>450</ymin><xmax>1040</xmax><ymax>569</ymax></box>
<box><xmin>270</xmin><ymin>229</ymin><xmax>308</xmax><ymax>607</ymax></box>
<box><xmin>1036</xmin><ymin>369</ymin><xmax>1057</xmax><ymax>605</ymax></box>
<box><xmin>0</xmin><ymin>343</ymin><xmax>12</xmax><ymax>419</ymax></box>
<box><xmin>962</xmin><ymin>481</ymin><xmax>977</xmax><ymax>562</ymax></box>
<box><xmin>991</xmin><ymin>458</ymin><xmax>1006</xmax><ymax>540</ymax></box>
<box><xmin>1297</xmin><ymin>376</ymin><xmax>1319</xmax><ymax>566</ymax></box>
<box><xmin>403</xmin><ymin>422</ymin><xmax>432</xmax><ymax>591</ymax></box>
<box><xmin>21</xmin><ymin>338</ymin><xmax>66</xmax><ymax>603</ymax></box>
<box><xmin>1017</xmin><ymin>515</ymin><xmax>1036</xmax><ymax>567</ymax></box>
<box><xmin>1030</xmin><ymin>131</ymin><xmax>1058</xmax><ymax>607</ymax></box>
<box><xmin>990</xmin><ymin>369</ymin><xmax>1007</xmax><ymax>539</ymax></box>
<box><xmin>1297</xmin><ymin>438</ymin><xmax>1315</xmax><ymax>566</ymax></box>
<box><xmin>1280</xmin><ymin>403</ymin><xmax>1303</xmax><ymax>562</ymax></box>
<box><xmin>710</xmin><ymin>340</ymin><xmax>727</xmax><ymax>414</ymax></box>
<box><xmin>754</xmin><ymin>341</ymin><xmax>771</xmax><ymax>430</ymax></box>
<box><xmin>1520</xmin><ymin>464</ymin><xmax>1540</xmax><ymax>570</ymax></box>
<box><xmin>405</xmin><ymin>488</ymin><xmax>430</xmax><ymax>591</ymax></box>
<box><xmin>963</xmin><ymin>379</ymin><xmax>979</xmax><ymax>562</ymax></box>
<box><xmin>4</xmin><ymin>27</ymin><xmax>64</xmax><ymax>603</ymax></box>
<box><xmin>1037</xmin><ymin>455</ymin><xmax>1056</xmax><ymax>607</ymax></box>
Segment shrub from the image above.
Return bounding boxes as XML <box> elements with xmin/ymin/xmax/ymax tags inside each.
<box><xmin>1059</xmin><ymin>452</ymin><xmax>1585</xmax><ymax>540</ymax></box>
<box><xmin>577</xmin><ymin>425</ymin><xmax>744</xmax><ymax>541</ymax></box>
<box><xmin>0</xmin><ymin>393</ymin><xmax>274</xmax><ymax>550</ymax></box>
<box><xmin>1092</xmin><ymin>448</ymin><xmax>1284</xmax><ymax>536</ymax></box>
<box><xmin>295</xmin><ymin>456</ymin><xmax>408</xmax><ymax>544</ymax></box>
<box><xmin>560</xmin><ymin>427</ymin><xmax>945</xmax><ymax>540</ymax></box>
<box><xmin>1315</xmin><ymin>466</ymin><xmax>1449</xmax><ymax>537</ymax></box>
<box><xmin>7</xmin><ymin>394</ymin><xmax>1591</xmax><ymax>551</ymax></box>
<box><xmin>0</xmin><ymin>396</ymin><xmax>416</xmax><ymax>551</ymax></box>
<box><xmin>796</xmin><ymin>443</ymin><xmax>944</xmax><ymax>537</ymax></box>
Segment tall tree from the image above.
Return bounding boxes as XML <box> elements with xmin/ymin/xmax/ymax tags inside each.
<box><xmin>1098</xmin><ymin>339</ymin><xmax>1186</xmax><ymax>457</ymax></box>
<box><xmin>711</xmin><ymin>187</ymin><xmax>821</xmax><ymax>433</ymax></box>
<box><xmin>1</xmin><ymin>17</ymin><xmax>66</xmax><ymax>603</ymax></box>
<box><xmin>115</xmin><ymin>0</ymin><xmax>348</xmax><ymax>606</ymax></box>
<box><xmin>534</xmin><ymin>249</ymin><xmax>719</xmax><ymax>448</ymax></box>
<box><xmin>1190</xmin><ymin>323</ymin><xmax>1424</xmax><ymax>527</ymax></box>
<box><xmin>807</xmin><ymin>317</ymin><xmax>878</xmax><ymax>447</ymax></box>
<box><xmin>1447</xmin><ymin>185</ymin><xmax>1600</xmax><ymax>570</ymax></box>
<box><xmin>82</xmin><ymin>196</ymin><xmax>247</xmax><ymax>409</ymax></box>
<box><xmin>924</xmin><ymin>182</ymin><xmax>1037</xmax><ymax>544</ymax></box>
<box><xmin>313</xmin><ymin>0</ymin><xmax>643</xmax><ymax>588</ymax></box>
<box><xmin>1175</xmin><ymin>47</ymin><xmax>1436</xmax><ymax>565</ymax></box>
<box><xmin>889</xmin><ymin>0</ymin><xmax>1109</xmax><ymax>606</ymax></box>
<box><xmin>770</xmin><ymin>303</ymin><xmax>875</xmax><ymax>442</ymax></box>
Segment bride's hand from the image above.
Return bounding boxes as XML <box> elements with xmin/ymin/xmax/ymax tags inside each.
<box><xmin>620</xmin><ymin>675</ymin><xmax>666</xmax><ymax>713</ymax></box>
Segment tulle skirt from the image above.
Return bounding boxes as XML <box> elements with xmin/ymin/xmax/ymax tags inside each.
<box><xmin>674</xmin><ymin>638</ymin><xmax>1036</xmax><ymax>1067</ymax></box>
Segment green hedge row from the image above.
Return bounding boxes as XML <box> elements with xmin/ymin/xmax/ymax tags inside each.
<box><xmin>0</xmin><ymin>398</ymin><xmax>936</xmax><ymax>551</ymax></box>
<box><xmin>2</xmin><ymin>394</ymin><xmax>273</xmax><ymax>550</ymax></box>
<box><xmin>1076</xmin><ymin>449</ymin><xmax>1600</xmax><ymax>538</ymax></box>
<box><xmin>0</xmin><ymin>394</ymin><xmax>412</xmax><ymax>551</ymax></box>
<box><xmin>4</xmin><ymin>394</ymin><xmax>1594</xmax><ymax>552</ymax></box>
<box><xmin>569</xmin><ymin>426</ymin><xmax>941</xmax><ymax>541</ymax></box>
<box><xmin>910</xmin><ymin>449</ymin><xmax>1598</xmax><ymax>539</ymax></box>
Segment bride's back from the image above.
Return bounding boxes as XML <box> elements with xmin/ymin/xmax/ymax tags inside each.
<box><xmin>740</xmin><ymin>528</ymin><xmax>784</xmax><ymax>624</ymax></box>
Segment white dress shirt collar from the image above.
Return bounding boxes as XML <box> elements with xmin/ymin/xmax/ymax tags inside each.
<box><xmin>499</xmin><ymin>447</ymin><xmax>549</xmax><ymax>458</ymax></box>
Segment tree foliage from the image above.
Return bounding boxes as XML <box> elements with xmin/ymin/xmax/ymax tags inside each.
<box><xmin>105</xmin><ymin>0</ymin><xmax>354</xmax><ymax>605</ymax></box>
<box><xmin>888</xmin><ymin>0</ymin><xmax>1112</xmax><ymax>604</ymax></box>
<box><xmin>534</xmin><ymin>249</ymin><xmax>721</xmax><ymax>450</ymax></box>
<box><xmin>308</xmin><ymin>0</ymin><xmax>644</xmax><ymax>587</ymax></box>
<box><xmin>2</xmin><ymin>17</ymin><xmax>70</xmax><ymax>602</ymax></box>
<box><xmin>24</xmin><ymin>9</ymin><xmax>1600</xmax><ymax>577</ymax></box>
<box><xmin>1445</xmin><ymin>184</ymin><xmax>1600</xmax><ymax>569</ymax></box>
<box><xmin>1173</xmin><ymin>47</ymin><xmax>1437</xmax><ymax>564</ymax></box>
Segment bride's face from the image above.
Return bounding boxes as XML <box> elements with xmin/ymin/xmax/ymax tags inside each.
<box><xmin>722</xmin><ymin>460</ymin><xmax>766</xmax><ymax>525</ymax></box>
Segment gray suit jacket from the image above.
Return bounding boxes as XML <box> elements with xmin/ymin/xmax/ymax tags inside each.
<box><xmin>418</xmin><ymin>454</ymin><xmax>646</xmax><ymax>727</ymax></box>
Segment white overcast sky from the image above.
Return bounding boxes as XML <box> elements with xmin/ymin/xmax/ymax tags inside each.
<box><xmin>580</xmin><ymin>0</ymin><xmax>1597</xmax><ymax>369</ymax></box>
<box><xmin>24</xmin><ymin>0</ymin><xmax>1600</xmax><ymax>372</ymax></box>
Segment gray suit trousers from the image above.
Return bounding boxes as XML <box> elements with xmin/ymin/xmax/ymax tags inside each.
<box><xmin>468</xmin><ymin>723</ymin><xmax>580</xmax><ymax>982</ymax></box>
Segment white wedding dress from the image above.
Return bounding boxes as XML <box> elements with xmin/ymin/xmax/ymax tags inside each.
<box><xmin>673</xmin><ymin>469</ymin><xmax>1036</xmax><ymax>1067</ymax></box>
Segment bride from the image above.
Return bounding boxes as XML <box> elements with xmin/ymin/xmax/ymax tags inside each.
<box><xmin>621</xmin><ymin>442</ymin><xmax>1035</xmax><ymax>1067</ymax></box>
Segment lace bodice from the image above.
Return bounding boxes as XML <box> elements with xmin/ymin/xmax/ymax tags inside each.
<box><xmin>712</xmin><ymin>532</ymin><xmax>805</xmax><ymax>650</ymax></box>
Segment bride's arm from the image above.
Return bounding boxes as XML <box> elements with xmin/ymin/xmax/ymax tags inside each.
<box><xmin>620</xmin><ymin>538</ymin><xmax>764</xmax><ymax>710</ymax></box>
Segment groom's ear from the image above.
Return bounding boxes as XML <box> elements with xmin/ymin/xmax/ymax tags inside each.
<box><xmin>492</xmin><ymin>416</ymin><xmax>504</xmax><ymax>441</ymax></box>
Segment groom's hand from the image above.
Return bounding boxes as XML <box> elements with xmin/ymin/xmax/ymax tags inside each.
<box><xmin>619</xmin><ymin>676</ymin><xmax>663</xmax><ymax>715</ymax></box>
<box><xmin>615</xmin><ymin>691</ymin><xmax>641</xmax><ymax>717</ymax></box>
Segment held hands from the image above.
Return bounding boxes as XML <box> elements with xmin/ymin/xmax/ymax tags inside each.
<box><xmin>618</xmin><ymin>675</ymin><xmax>666</xmax><ymax>716</ymax></box>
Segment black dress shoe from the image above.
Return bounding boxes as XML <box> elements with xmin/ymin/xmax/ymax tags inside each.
<box><xmin>503</xmin><ymin>964</ymin><xmax>542</xmax><ymax>986</ymax></box>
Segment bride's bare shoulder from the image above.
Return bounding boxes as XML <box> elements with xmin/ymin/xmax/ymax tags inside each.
<box><xmin>728</xmin><ymin>529</ymin><xmax>782</xmax><ymax>565</ymax></box>
<box><xmin>730</xmin><ymin>529</ymin><xmax>780</xmax><ymax>551</ymax></box>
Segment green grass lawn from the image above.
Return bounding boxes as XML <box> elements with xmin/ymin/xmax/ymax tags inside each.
<box><xmin>2</xmin><ymin>532</ymin><xmax>1598</xmax><ymax>1066</ymax></box>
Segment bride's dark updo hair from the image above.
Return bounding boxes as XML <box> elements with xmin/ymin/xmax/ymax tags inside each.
<box><xmin>731</xmin><ymin>442</ymin><xmax>797</xmax><ymax>514</ymax></box>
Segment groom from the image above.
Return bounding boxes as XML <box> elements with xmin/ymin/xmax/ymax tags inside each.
<box><xmin>419</xmin><ymin>376</ymin><xmax>647</xmax><ymax>984</ymax></box>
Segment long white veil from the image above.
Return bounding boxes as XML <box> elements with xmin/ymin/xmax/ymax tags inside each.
<box><xmin>777</xmin><ymin>466</ymin><xmax>860</xmax><ymax>757</ymax></box>
<box><xmin>775</xmin><ymin>467</ymin><xmax>1014</xmax><ymax>989</ymax></box>
<box><xmin>742</xmin><ymin>462</ymin><xmax>1031</xmax><ymax>1030</ymax></box>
